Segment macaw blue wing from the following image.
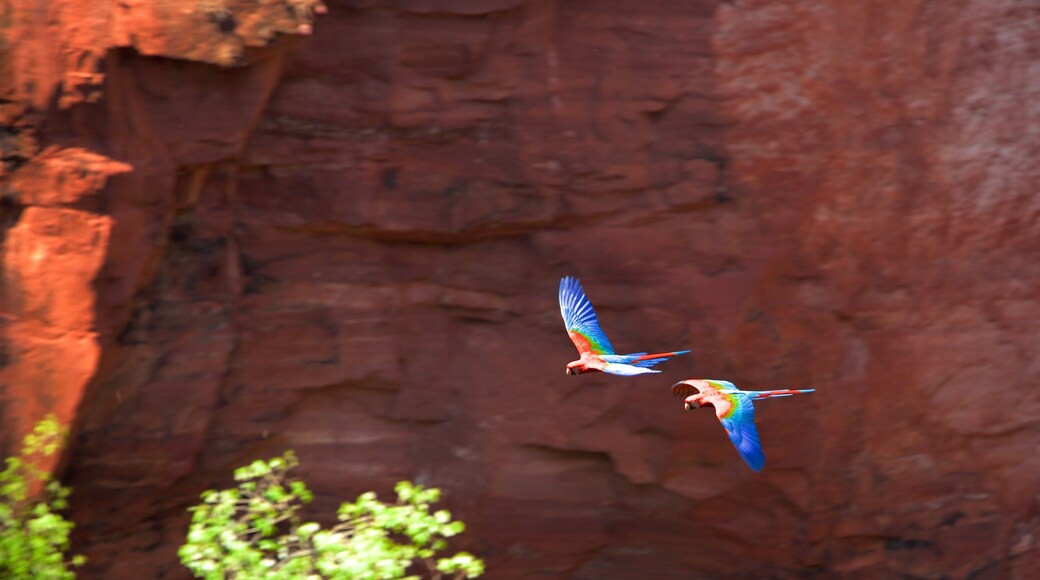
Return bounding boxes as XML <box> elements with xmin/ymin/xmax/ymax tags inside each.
<box><xmin>629</xmin><ymin>357</ymin><xmax>671</xmax><ymax>369</ymax></box>
<box><xmin>559</xmin><ymin>276</ymin><xmax>615</xmax><ymax>355</ymax></box>
<box><xmin>717</xmin><ymin>393</ymin><xmax>766</xmax><ymax>472</ymax></box>
<box><xmin>616</xmin><ymin>355</ymin><xmax>671</xmax><ymax>369</ymax></box>
<box><xmin>600</xmin><ymin>352</ymin><xmax>648</xmax><ymax>364</ymax></box>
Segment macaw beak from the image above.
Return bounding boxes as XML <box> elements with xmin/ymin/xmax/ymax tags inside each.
<box><xmin>684</xmin><ymin>400</ymin><xmax>700</xmax><ymax>411</ymax></box>
<box><xmin>566</xmin><ymin>367</ymin><xmax>576</xmax><ymax>376</ymax></box>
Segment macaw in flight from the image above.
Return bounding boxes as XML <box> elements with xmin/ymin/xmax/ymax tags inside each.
<box><xmin>559</xmin><ymin>276</ymin><xmax>690</xmax><ymax>376</ymax></box>
<box><xmin>671</xmin><ymin>379</ymin><xmax>815</xmax><ymax>472</ymax></box>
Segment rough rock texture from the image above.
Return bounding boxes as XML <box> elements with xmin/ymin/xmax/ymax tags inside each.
<box><xmin>1</xmin><ymin>0</ymin><xmax>1038</xmax><ymax>578</ymax></box>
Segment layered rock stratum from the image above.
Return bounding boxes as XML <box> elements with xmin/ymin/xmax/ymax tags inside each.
<box><xmin>1</xmin><ymin>1</ymin><xmax>1037</xmax><ymax>577</ymax></box>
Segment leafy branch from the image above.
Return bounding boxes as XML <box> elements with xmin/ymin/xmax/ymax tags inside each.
<box><xmin>179</xmin><ymin>451</ymin><xmax>484</xmax><ymax>579</ymax></box>
<box><xmin>0</xmin><ymin>415</ymin><xmax>85</xmax><ymax>579</ymax></box>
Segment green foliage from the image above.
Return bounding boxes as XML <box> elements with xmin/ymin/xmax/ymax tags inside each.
<box><xmin>0</xmin><ymin>415</ymin><xmax>85</xmax><ymax>579</ymax></box>
<box><xmin>179</xmin><ymin>451</ymin><xmax>485</xmax><ymax>579</ymax></box>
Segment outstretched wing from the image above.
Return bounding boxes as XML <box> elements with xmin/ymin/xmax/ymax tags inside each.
<box><xmin>671</xmin><ymin>379</ymin><xmax>709</xmax><ymax>398</ymax></box>
<box><xmin>717</xmin><ymin>392</ymin><xmax>765</xmax><ymax>472</ymax></box>
<box><xmin>559</xmin><ymin>276</ymin><xmax>615</xmax><ymax>355</ymax></box>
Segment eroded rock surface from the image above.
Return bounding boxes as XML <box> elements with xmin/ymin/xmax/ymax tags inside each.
<box><xmin>1</xmin><ymin>0</ymin><xmax>1037</xmax><ymax>578</ymax></box>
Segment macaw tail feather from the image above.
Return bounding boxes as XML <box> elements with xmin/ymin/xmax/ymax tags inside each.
<box><xmin>603</xmin><ymin>349</ymin><xmax>691</xmax><ymax>369</ymax></box>
<box><xmin>630</xmin><ymin>349</ymin><xmax>691</xmax><ymax>362</ymax></box>
<box><xmin>748</xmin><ymin>388</ymin><xmax>815</xmax><ymax>400</ymax></box>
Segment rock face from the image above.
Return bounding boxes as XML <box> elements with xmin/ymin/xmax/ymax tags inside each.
<box><xmin>2</xmin><ymin>0</ymin><xmax>1038</xmax><ymax>578</ymax></box>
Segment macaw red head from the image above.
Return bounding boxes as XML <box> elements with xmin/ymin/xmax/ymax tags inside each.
<box><xmin>683</xmin><ymin>396</ymin><xmax>701</xmax><ymax>411</ymax></box>
<box><xmin>672</xmin><ymin>381</ymin><xmax>705</xmax><ymax>411</ymax></box>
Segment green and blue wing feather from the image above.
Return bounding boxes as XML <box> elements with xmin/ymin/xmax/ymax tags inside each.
<box><xmin>559</xmin><ymin>276</ymin><xmax>615</xmax><ymax>355</ymax></box>
<box><xmin>718</xmin><ymin>392</ymin><xmax>766</xmax><ymax>472</ymax></box>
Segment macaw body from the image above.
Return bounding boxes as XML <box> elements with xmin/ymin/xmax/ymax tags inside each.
<box><xmin>559</xmin><ymin>276</ymin><xmax>690</xmax><ymax>376</ymax></box>
<box><xmin>671</xmin><ymin>379</ymin><xmax>815</xmax><ymax>472</ymax></box>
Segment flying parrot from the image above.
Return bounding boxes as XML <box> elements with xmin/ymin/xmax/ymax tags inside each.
<box><xmin>671</xmin><ymin>379</ymin><xmax>815</xmax><ymax>472</ymax></box>
<box><xmin>559</xmin><ymin>276</ymin><xmax>690</xmax><ymax>376</ymax></box>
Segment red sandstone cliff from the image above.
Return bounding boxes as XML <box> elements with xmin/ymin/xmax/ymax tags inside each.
<box><xmin>1</xmin><ymin>0</ymin><xmax>1038</xmax><ymax>578</ymax></box>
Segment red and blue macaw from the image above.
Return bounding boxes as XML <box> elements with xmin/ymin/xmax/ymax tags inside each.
<box><xmin>671</xmin><ymin>379</ymin><xmax>815</xmax><ymax>471</ymax></box>
<box><xmin>559</xmin><ymin>276</ymin><xmax>690</xmax><ymax>376</ymax></box>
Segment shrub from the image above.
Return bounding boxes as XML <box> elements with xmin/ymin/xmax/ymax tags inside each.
<box><xmin>0</xmin><ymin>415</ymin><xmax>85</xmax><ymax>579</ymax></box>
<box><xmin>179</xmin><ymin>451</ymin><xmax>484</xmax><ymax>579</ymax></box>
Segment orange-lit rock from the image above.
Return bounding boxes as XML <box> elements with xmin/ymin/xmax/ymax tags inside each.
<box><xmin>0</xmin><ymin>147</ymin><xmax>126</xmax><ymax>467</ymax></box>
<box><xmin>1</xmin><ymin>1</ymin><xmax>1038</xmax><ymax>579</ymax></box>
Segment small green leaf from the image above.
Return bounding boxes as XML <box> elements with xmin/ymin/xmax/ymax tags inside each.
<box><xmin>297</xmin><ymin>522</ymin><xmax>320</xmax><ymax>539</ymax></box>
